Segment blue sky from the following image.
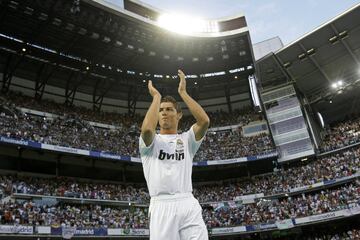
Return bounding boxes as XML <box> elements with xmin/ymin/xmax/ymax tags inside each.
<box><xmin>106</xmin><ymin>0</ymin><xmax>360</xmax><ymax>45</ymax></box>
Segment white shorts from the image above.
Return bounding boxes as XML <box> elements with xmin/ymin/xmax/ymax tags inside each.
<box><xmin>149</xmin><ymin>193</ymin><xmax>208</xmax><ymax>240</ymax></box>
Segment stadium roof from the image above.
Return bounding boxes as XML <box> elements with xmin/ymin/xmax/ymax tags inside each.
<box><xmin>0</xmin><ymin>0</ymin><xmax>255</xmax><ymax>112</ymax></box>
<box><xmin>256</xmin><ymin>3</ymin><xmax>360</xmax><ymax>123</ymax></box>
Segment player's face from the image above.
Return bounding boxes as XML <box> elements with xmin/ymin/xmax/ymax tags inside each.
<box><xmin>159</xmin><ymin>102</ymin><xmax>181</xmax><ymax>130</ymax></box>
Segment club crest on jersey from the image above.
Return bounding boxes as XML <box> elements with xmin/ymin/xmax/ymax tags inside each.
<box><xmin>176</xmin><ymin>139</ymin><xmax>184</xmax><ymax>148</ymax></box>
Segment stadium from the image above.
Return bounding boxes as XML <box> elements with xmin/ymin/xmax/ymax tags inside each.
<box><xmin>0</xmin><ymin>0</ymin><xmax>360</xmax><ymax>239</ymax></box>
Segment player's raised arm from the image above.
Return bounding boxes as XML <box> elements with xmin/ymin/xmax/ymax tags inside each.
<box><xmin>141</xmin><ymin>80</ymin><xmax>161</xmax><ymax>146</ymax></box>
<box><xmin>177</xmin><ymin>69</ymin><xmax>210</xmax><ymax>141</ymax></box>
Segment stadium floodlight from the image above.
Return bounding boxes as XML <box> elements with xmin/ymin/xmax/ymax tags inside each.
<box><xmin>339</xmin><ymin>30</ymin><xmax>348</xmax><ymax>39</ymax></box>
<box><xmin>283</xmin><ymin>62</ymin><xmax>291</xmax><ymax>68</ymax></box>
<box><xmin>306</xmin><ymin>48</ymin><xmax>315</xmax><ymax>56</ymax></box>
<box><xmin>206</xmin><ymin>57</ymin><xmax>213</xmax><ymax>62</ymax></box>
<box><xmin>298</xmin><ymin>53</ymin><xmax>306</xmax><ymax>60</ymax></box>
<box><xmin>329</xmin><ymin>35</ymin><xmax>338</xmax><ymax>44</ymax></box>
<box><xmin>239</xmin><ymin>51</ymin><xmax>246</xmax><ymax>56</ymax></box>
<box><xmin>157</xmin><ymin>14</ymin><xmax>219</xmax><ymax>35</ymax></box>
<box><xmin>115</xmin><ymin>41</ymin><xmax>123</xmax><ymax>47</ymax></box>
<box><xmin>331</xmin><ymin>80</ymin><xmax>343</xmax><ymax>89</ymax></box>
<box><xmin>103</xmin><ymin>36</ymin><xmax>111</xmax><ymax>43</ymax></box>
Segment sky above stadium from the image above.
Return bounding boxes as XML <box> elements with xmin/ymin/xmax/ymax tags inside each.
<box><xmin>106</xmin><ymin>0</ymin><xmax>360</xmax><ymax>45</ymax></box>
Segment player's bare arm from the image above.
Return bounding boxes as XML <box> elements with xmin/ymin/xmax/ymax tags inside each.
<box><xmin>178</xmin><ymin>69</ymin><xmax>210</xmax><ymax>141</ymax></box>
<box><xmin>141</xmin><ymin>80</ymin><xmax>161</xmax><ymax>146</ymax></box>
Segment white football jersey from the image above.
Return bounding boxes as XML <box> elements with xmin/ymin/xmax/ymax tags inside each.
<box><xmin>139</xmin><ymin>126</ymin><xmax>204</xmax><ymax>197</ymax></box>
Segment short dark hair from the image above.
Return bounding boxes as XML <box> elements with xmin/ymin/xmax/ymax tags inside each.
<box><xmin>161</xmin><ymin>96</ymin><xmax>182</xmax><ymax>113</ymax></box>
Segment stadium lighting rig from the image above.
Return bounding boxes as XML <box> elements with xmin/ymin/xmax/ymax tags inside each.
<box><xmin>157</xmin><ymin>14</ymin><xmax>219</xmax><ymax>34</ymax></box>
<box><xmin>331</xmin><ymin>80</ymin><xmax>343</xmax><ymax>89</ymax></box>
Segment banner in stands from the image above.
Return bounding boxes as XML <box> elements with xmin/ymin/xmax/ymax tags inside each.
<box><xmin>211</xmin><ymin>226</ymin><xmax>246</xmax><ymax>235</ymax></box>
<box><xmin>91</xmin><ymin>151</ymin><xmax>131</xmax><ymax>161</ymax></box>
<box><xmin>246</xmin><ymin>223</ymin><xmax>277</xmax><ymax>232</ymax></box>
<box><xmin>130</xmin><ymin>157</ymin><xmax>142</xmax><ymax>163</ymax></box>
<box><xmin>124</xmin><ymin>228</ymin><xmax>149</xmax><ymax>235</ymax></box>
<box><xmin>36</xmin><ymin>226</ymin><xmax>51</xmax><ymax>234</ymax></box>
<box><xmin>275</xmin><ymin>219</ymin><xmax>294</xmax><ymax>229</ymax></box>
<box><xmin>0</xmin><ymin>225</ymin><xmax>33</xmax><ymax>234</ymax></box>
<box><xmin>290</xmin><ymin>172</ymin><xmax>360</xmax><ymax>193</ymax></box>
<box><xmin>193</xmin><ymin>161</ymin><xmax>208</xmax><ymax>166</ymax></box>
<box><xmin>295</xmin><ymin>209</ymin><xmax>349</xmax><ymax>224</ymax></box>
<box><xmin>323</xmin><ymin>179</ymin><xmax>336</xmax><ymax>185</ymax></box>
<box><xmin>51</xmin><ymin>227</ymin><xmax>107</xmax><ymax>236</ymax></box>
<box><xmin>107</xmin><ymin>228</ymin><xmax>149</xmax><ymax>236</ymax></box>
<box><xmin>350</xmin><ymin>206</ymin><xmax>360</xmax><ymax>215</ymax></box>
<box><xmin>246</xmin><ymin>152</ymin><xmax>278</xmax><ymax>161</ymax></box>
<box><xmin>0</xmin><ymin>136</ymin><xmax>41</xmax><ymax>148</ymax></box>
<box><xmin>205</xmin><ymin>157</ymin><xmax>248</xmax><ymax>165</ymax></box>
<box><xmin>290</xmin><ymin>182</ymin><xmax>324</xmax><ymax>192</ymax></box>
<box><xmin>333</xmin><ymin>173</ymin><xmax>360</xmax><ymax>183</ymax></box>
<box><xmin>234</xmin><ymin>193</ymin><xmax>264</xmax><ymax>202</ymax></box>
<box><xmin>289</xmin><ymin>185</ymin><xmax>311</xmax><ymax>192</ymax></box>
<box><xmin>42</xmin><ymin>144</ymin><xmax>89</xmax><ymax>155</ymax></box>
<box><xmin>62</xmin><ymin>226</ymin><xmax>76</xmax><ymax>239</ymax></box>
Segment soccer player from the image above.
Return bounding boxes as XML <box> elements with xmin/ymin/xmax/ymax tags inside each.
<box><xmin>139</xmin><ymin>69</ymin><xmax>210</xmax><ymax>240</ymax></box>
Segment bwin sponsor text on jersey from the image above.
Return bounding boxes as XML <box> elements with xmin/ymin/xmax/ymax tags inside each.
<box><xmin>158</xmin><ymin>149</ymin><xmax>184</xmax><ymax>160</ymax></box>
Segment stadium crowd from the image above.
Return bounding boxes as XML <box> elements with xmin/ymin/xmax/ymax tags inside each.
<box><xmin>0</xmin><ymin>91</ymin><xmax>261</xmax><ymax>130</ymax></box>
<box><xmin>1</xmin><ymin>91</ymin><xmax>360</xmax><ymax>231</ymax></box>
<box><xmin>0</xmin><ymin>92</ymin><xmax>274</xmax><ymax>160</ymax></box>
<box><xmin>320</xmin><ymin>116</ymin><xmax>360</xmax><ymax>153</ymax></box>
<box><xmin>10</xmin><ymin>175</ymin><xmax>150</xmax><ymax>203</ymax></box>
<box><xmin>195</xmin><ymin>131</ymin><xmax>273</xmax><ymax>161</ymax></box>
<box><xmin>0</xmin><ymin>181</ymin><xmax>359</xmax><ymax>229</ymax></box>
<box><xmin>1</xmin><ymin>145</ymin><xmax>357</xmax><ymax>203</ymax></box>
<box><xmin>195</xmin><ymin>146</ymin><xmax>360</xmax><ymax>201</ymax></box>
<box><xmin>3</xmin><ymin>91</ymin><xmax>360</xmax><ymax>161</ymax></box>
<box><xmin>303</xmin><ymin>228</ymin><xmax>360</xmax><ymax>240</ymax></box>
<box><xmin>202</xmin><ymin>181</ymin><xmax>360</xmax><ymax>227</ymax></box>
<box><xmin>0</xmin><ymin>201</ymin><xmax>148</xmax><ymax>228</ymax></box>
